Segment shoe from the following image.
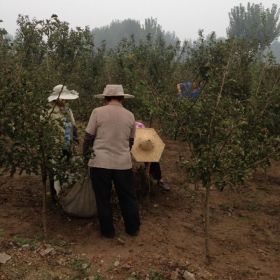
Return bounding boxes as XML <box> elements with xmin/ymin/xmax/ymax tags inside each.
<box><xmin>102</xmin><ymin>232</ymin><xmax>115</xmax><ymax>238</ymax></box>
<box><xmin>126</xmin><ymin>230</ymin><xmax>139</xmax><ymax>236</ymax></box>
<box><xmin>159</xmin><ymin>181</ymin><xmax>170</xmax><ymax>191</ymax></box>
<box><xmin>50</xmin><ymin>194</ymin><xmax>59</xmax><ymax>207</ymax></box>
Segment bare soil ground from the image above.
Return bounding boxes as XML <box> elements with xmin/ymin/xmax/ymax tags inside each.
<box><xmin>0</xmin><ymin>139</ymin><xmax>279</xmax><ymax>280</ymax></box>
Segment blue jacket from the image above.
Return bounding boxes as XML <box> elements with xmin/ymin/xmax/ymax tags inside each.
<box><xmin>179</xmin><ymin>82</ymin><xmax>200</xmax><ymax>100</ymax></box>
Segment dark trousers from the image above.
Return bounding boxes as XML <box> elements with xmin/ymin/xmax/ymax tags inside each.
<box><xmin>146</xmin><ymin>162</ymin><xmax>162</xmax><ymax>181</ymax></box>
<box><xmin>90</xmin><ymin>167</ymin><xmax>140</xmax><ymax>236</ymax></box>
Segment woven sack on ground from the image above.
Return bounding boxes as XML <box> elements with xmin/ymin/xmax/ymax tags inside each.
<box><xmin>61</xmin><ymin>174</ymin><xmax>96</xmax><ymax>218</ymax></box>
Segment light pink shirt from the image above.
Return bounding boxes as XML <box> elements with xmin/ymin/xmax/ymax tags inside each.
<box><xmin>135</xmin><ymin>121</ymin><xmax>145</xmax><ymax>128</ymax></box>
<box><xmin>85</xmin><ymin>102</ymin><xmax>136</xmax><ymax>170</ymax></box>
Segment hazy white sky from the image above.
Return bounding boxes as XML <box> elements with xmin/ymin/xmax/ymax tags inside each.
<box><xmin>1</xmin><ymin>0</ymin><xmax>277</xmax><ymax>40</ymax></box>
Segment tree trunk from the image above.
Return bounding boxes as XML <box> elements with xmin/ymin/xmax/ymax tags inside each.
<box><xmin>173</xmin><ymin>120</ymin><xmax>181</xmax><ymax>140</ymax></box>
<box><xmin>41</xmin><ymin>166</ymin><xmax>47</xmax><ymax>238</ymax></box>
<box><xmin>145</xmin><ymin>163</ymin><xmax>151</xmax><ymax>205</ymax></box>
<box><xmin>264</xmin><ymin>167</ymin><xmax>268</xmax><ymax>187</ymax></box>
<box><xmin>149</xmin><ymin>115</ymin><xmax>153</xmax><ymax>128</ymax></box>
<box><xmin>204</xmin><ymin>182</ymin><xmax>211</xmax><ymax>264</ymax></box>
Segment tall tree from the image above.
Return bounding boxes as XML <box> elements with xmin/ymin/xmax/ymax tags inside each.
<box><xmin>270</xmin><ymin>40</ymin><xmax>280</xmax><ymax>62</ymax></box>
<box><xmin>227</xmin><ymin>3</ymin><xmax>280</xmax><ymax>50</ymax></box>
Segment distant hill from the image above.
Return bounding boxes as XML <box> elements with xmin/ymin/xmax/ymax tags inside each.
<box><xmin>92</xmin><ymin>18</ymin><xmax>179</xmax><ymax>49</ymax></box>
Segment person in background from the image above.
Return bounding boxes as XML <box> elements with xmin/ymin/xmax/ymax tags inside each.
<box><xmin>47</xmin><ymin>84</ymin><xmax>79</xmax><ymax>203</ymax></box>
<box><xmin>83</xmin><ymin>84</ymin><xmax>140</xmax><ymax>238</ymax></box>
<box><xmin>176</xmin><ymin>80</ymin><xmax>201</xmax><ymax>100</ymax></box>
<box><xmin>135</xmin><ymin>120</ymin><xmax>170</xmax><ymax>191</ymax></box>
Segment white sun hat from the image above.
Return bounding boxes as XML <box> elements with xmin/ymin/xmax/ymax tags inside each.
<box><xmin>94</xmin><ymin>84</ymin><xmax>134</xmax><ymax>99</ymax></box>
<box><xmin>48</xmin><ymin>84</ymin><xmax>79</xmax><ymax>102</ymax></box>
<box><xmin>131</xmin><ymin>128</ymin><xmax>165</xmax><ymax>162</ymax></box>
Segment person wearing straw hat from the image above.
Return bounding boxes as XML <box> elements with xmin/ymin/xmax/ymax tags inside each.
<box><xmin>48</xmin><ymin>84</ymin><xmax>79</xmax><ymax>203</ymax></box>
<box><xmin>135</xmin><ymin>120</ymin><xmax>170</xmax><ymax>190</ymax></box>
<box><xmin>48</xmin><ymin>85</ymin><xmax>79</xmax><ymax>139</ymax></box>
<box><xmin>83</xmin><ymin>84</ymin><xmax>140</xmax><ymax>238</ymax></box>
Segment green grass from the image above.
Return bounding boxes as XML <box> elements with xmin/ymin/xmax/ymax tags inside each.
<box><xmin>70</xmin><ymin>259</ymin><xmax>91</xmax><ymax>279</ymax></box>
<box><xmin>149</xmin><ymin>269</ymin><xmax>166</xmax><ymax>280</ymax></box>
<box><xmin>92</xmin><ymin>274</ymin><xmax>103</xmax><ymax>280</ymax></box>
<box><xmin>247</xmin><ymin>202</ymin><xmax>259</xmax><ymax>211</ymax></box>
<box><xmin>12</xmin><ymin>235</ymin><xmax>42</xmax><ymax>249</ymax></box>
<box><xmin>0</xmin><ymin>228</ymin><xmax>5</xmax><ymax>239</ymax></box>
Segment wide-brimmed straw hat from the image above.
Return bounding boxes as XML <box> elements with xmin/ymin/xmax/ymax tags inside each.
<box><xmin>131</xmin><ymin>128</ymin><xmax>165</xmax><ymax>162</ymax></box>
<box><xmin>94</xmin><ymin>84</ymin><xmax>134</xmax><ymax>99</ymax></box>
<box><xmin>48</xmin><ymin>84</ymin><xmax>79</xmax><ymax>102</ymax></box>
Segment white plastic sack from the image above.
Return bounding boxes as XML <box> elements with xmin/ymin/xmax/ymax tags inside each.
<box><xmin>61</xmin><ymin>175</ymin><xmax>97</xmax><ymax>218</ymax></box>
<box><xmin>54</xmin><ymin>178</ymin><xmax>61</xmax><ymax>196</ymax></box>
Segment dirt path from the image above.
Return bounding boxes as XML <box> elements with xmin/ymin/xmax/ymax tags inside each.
<box><xmin>0</xmin><ymin>140</ymin><xmax>279</xmax><ymax>279</ymax></box>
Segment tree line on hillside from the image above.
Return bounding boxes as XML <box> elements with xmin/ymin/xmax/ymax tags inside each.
<box><xmin>90</xmin><ymin>3</ymin><xmax>280</xmax><ymax>61</ymax></box>
<box><xmin>92</xmin><ymin>17</ymin><xmax>178</xmax><ymax>49</ymax></box>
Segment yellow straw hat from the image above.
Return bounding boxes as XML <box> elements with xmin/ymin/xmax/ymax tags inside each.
<box><xmin>131</xmin><ymin>128</ymin><xmax>165</xmax><ymax>162</ymax></box>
